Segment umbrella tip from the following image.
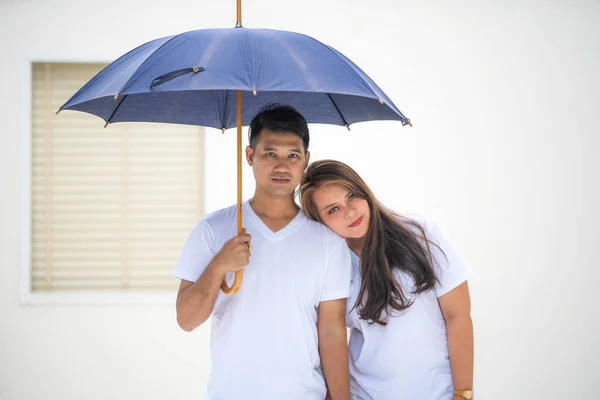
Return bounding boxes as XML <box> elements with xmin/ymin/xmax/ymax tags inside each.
<box><xmin>104</xmin><ymin>121</ymin><xmax>110</xmax><ymax>128</ymax></box>
<box><xmin>346</xmin><ymin>124</ymin><xmax>351</xmax><ymax>131</ymax></box>
<box><xmin>408</xmin><ymin>121</ymin><xmax>413</xmax><ymax>127</ymax></box>
<box><xmin>55</xmin><ymin>108</ymin><xmax>61</xmax><ymax>115</ymax></box>
<box><xmin>114</xmin><ymin>93</ymin><xmax>119</xmax><ymax>101</ymax></box>
<box><xmin>222</xmin><ymin>127</ymin><xmax>225</xmax><ymax>134</ymax></box>
<box><xmin>378</xmin><ymin>98</ymin><xmax>384</xmax><ymax>105</ymax></box>
<box><xmin>253</xmin><ymin>90</ymin><xmax>257</xmax><ymax>96</ymax></box>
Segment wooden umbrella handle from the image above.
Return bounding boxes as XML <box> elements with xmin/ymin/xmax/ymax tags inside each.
<box><xmin>220</xmin><ymin>200</ymin><xmax>244</xmax><ymax>294</ymax></box>
<box><xmin>220</xmin><ymin>90</ymin><xmax>245</xmax><ymax>295</ymax></box>
<box><xmin>220</xmin><ymin>270</ymin><xmax>243</xmax><ymax>294</ymax></box>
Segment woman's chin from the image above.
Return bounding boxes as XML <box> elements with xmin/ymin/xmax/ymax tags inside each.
<box><xmin>342</xmin><ymin>230</ymin><xmax>366</xmax><ymax>240</ymax></box>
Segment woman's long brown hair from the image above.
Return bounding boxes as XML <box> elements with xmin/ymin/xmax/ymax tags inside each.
<box><xmin>300</xmin><ymin>160</ymin><xmax>441</xmax><ymax>326</ymax></box>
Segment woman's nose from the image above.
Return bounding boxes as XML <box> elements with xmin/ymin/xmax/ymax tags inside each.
<box><xmin>345</xmin><ymin>208</ymin><xmax>355</xmax><ymax>219</ymax></box>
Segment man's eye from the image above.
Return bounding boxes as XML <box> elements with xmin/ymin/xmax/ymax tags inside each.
<box><xmin>289</xmin><ymin>154</ymin><xmax>299</xmax><ymax>158</ymax></box>
<box><xmin>267</xmin><ymin>152</ymin><xmax>276</xmax><ymax>157</ymax></box>
<box><xmin>328</xmin><ymin>206</ymin><xmax>339</xmax><ymax>214</ymax></box>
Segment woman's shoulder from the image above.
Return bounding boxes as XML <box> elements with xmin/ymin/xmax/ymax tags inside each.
<box><xmin>395</xmin><ymin>214</ymin><xmax>441</xmax><ymax>243</ymax></box>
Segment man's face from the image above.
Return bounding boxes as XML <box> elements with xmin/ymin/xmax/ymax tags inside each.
<box><xmin>246</xmin><ymin>129</ymin><xmax>310</xmax><ymax>199</ymax></box>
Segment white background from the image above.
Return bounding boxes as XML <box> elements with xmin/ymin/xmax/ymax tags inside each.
<box><xmin>1</xmin><ymin>0</ymin><xmax>599</xmax><ymax>399</ymax></box>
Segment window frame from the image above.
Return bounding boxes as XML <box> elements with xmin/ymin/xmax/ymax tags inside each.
<box><xmin>19</xmin><ymin>59</ymin><xmax>204</xmax><ymax>306</ymax></box>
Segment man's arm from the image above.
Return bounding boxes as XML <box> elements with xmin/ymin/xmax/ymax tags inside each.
<box><xmin>175</xmin><ymin>228</ymin><xmax>251</xmax><ymax>332</ymax></box>
<box><xmin>318</xmin><ymin>298</ymin><xmax>350</xmax><ymax>400</ymax></box>
<box><xmin>439</xmin><ymin>281</ymin><xmax>474</xmax><ymax>399</ymax></box>
<box><xmin>176</xmin><ymin>261</ymin><xmax>227</xmax><ymax>331</ymax></box>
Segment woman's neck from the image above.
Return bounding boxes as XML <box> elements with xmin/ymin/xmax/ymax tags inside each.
<box><xmin>346</xmin><ymin>236</ymin><xmax>365</xmax><ymax>257</ymax></box>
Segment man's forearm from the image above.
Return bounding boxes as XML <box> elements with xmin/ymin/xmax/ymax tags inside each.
<box><xmin>446</xmin><ymin>315</ymin><xmax>474</xmax><ymax>392</ymax></box>
<box><xmin>176</xmin><ymin>262</ymin><xmax>225</xmax><ymax>331</ymax></box>
<box><xmin>319</xmin><ymin>327</ymin><xmax>350</xmax><ymax>400</ymax></box>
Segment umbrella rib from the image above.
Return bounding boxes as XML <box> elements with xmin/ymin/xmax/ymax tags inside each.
<box><xmin>59</xmin><ymin>44</ymin><xmax>151</xmax><ymax>111</ymax></box>
<box><xmin>104</xmin><ymin>95</ymin><xmax>127</xmax><ymax>127</ymax></box>
<box><xmin>222</xmin><ymin>90</ymin><xmax>229</xmax><ymax>129</ymax></box>
<box><xmin>324</xmin><ymin>45</ymin><xmax>410</xmax><ymax>126</ymax></box>
<box><xmin>326</xmin><ymin>94</ymin><xmax>349</xmax><ymax>127</ymax></box>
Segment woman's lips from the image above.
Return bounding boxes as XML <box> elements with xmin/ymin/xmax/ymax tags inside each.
<box><xmin>349</xmin><ymin>216</ymin><xmax>363</xmax><ymax>228</ymax></box>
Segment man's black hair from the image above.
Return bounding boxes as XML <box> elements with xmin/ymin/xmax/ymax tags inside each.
<box><xmin>248</xmin><ymin>104</ymin><xmax>309</xmax><ymax>152</ymax></box>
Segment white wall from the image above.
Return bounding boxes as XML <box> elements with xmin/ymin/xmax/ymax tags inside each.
<box><xmin>1</xmin><ymin>0</ymin><xmax>599</xmax><ymax>399</ymax></box>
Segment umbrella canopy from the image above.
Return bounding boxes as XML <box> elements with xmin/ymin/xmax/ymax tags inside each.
<box><xmin>58</xmin><ymin>28</ymin><xmax>410</xmax><ymax>129</ymax></box>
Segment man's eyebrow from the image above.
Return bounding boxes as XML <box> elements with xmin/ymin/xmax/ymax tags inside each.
<box><xmin>261</xmin><ymin>147</ymin><xmax>302</xmax><ymax>153</ymax></box>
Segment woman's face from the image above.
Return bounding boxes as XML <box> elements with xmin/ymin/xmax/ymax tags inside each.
<box><xmin>311</xmin><ymin>183</ymin><xmax>370</xmax><ymax>239</ymax></box>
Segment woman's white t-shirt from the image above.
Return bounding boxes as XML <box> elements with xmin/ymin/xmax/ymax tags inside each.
<box><xmin>347</xmin><ymin>219</ymin><xmax>469</xmax><ymax>400</ymax></box>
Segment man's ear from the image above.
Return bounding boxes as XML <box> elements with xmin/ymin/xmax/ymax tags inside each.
<box><xmin>245</xmin><ymin>146</ymin><xmax>254</xmax><ymax>166</ymax></box>
<box><xmin>304</xmin><ymin>151</ymin><xmax>311</xmax><ymax>170</ymax></box>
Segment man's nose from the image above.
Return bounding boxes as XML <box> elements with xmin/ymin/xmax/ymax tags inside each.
<box><xmin>274</xmin><ymin>159</ymin><xmax>290</xmax><ymax>172</ymax></box>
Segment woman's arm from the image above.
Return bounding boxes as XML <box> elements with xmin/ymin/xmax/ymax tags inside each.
<box><xmin>439</xmin><ymin>281</ymin><xmax>474</xmax><ymax>399</ymax></box>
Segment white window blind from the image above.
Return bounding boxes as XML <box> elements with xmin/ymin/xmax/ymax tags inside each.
<box><xmin>31</xmin><ymin>62</ymin><xmax>204</xmax><ymax>293</ymax></box>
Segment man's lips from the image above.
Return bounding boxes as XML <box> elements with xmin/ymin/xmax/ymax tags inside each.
<box><xmin>349</xmin><ymin>216</ymin><xmax>363</xmax><ymax>228</ymax></box>
<box><xmin>272</xmin><ymin>177</ymin><xmax>291</xmax><ymax>184</ymax></box>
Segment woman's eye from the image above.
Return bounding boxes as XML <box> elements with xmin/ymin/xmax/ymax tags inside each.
<box><xmin>348</xmin><ymin>193</ymin><xmax>356</xmax><ymax>200</ymax></box>
<box><xmin>328</xmin><ymin>206</ymin><xmax>339</xmax><ymax>214</ymax></box>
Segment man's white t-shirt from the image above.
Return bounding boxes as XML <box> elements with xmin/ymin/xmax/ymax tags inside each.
<box><xmin>173</xmin><ymin>201</ymin><xmax>352</xmax><ymax>400</ymax></box>
<box><xmin>347</xmin><ymin>219</ymin><xmax>469</xmax><ymax>400</ymax></box>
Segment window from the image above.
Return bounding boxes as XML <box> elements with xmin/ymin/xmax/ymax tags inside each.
<box><xmin>29</xmin><ymin>62</ymin><xmax>204</xmax><ymax>297</ymax></box>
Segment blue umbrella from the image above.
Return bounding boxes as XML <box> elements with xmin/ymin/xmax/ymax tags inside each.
<box><xmin>58</xmin><ymin>30</ymin><xmax>410</xmax><ymax>129</ymax></box>
<box><xmin>56</xmin><ymin>2</ymin><xmax>411</xmax><ymax>294</ymax></box>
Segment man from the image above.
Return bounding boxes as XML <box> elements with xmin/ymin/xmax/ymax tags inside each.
<box><xmin>174</xmin><ymin>104</ymin><xmax>351</xmax><ymax>400</ymax></box>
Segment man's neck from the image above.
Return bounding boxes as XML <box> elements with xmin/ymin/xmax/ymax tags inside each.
<box><xmin>249</xmin><ymin>192</ymin><xmax>299</xmax><ymax>220</ymax></box>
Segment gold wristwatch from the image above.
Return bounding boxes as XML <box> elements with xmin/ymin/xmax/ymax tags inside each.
<box><xmin>453</xmin><ymin>389</ymin><xmax>473</xmax><ymax>399</ymax></box>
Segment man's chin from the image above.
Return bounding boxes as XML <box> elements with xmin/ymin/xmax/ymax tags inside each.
<box><xmin>264</xmin><ymin>187</ymin><xmax>295</xmax><ymax>198</ymax></box>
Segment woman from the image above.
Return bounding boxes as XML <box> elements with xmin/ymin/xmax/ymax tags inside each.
<box><xmin>300</xmin><ymin>160</ymin><xmax>474</xmax><ymax>400</ymax></box>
